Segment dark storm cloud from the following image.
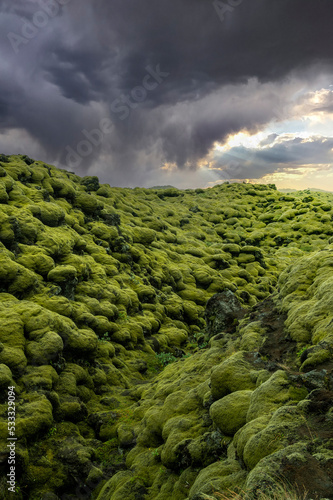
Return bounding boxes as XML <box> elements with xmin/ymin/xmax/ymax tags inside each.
<box><xmin>25</xmin><ymin>0</ymin><xmax>333</xmax><ymax>109</ymax></box>
<box><xmin>43</xmin><ymin>48</ymin><xmax>110</xmax><ymax>105</ymax></box>
<box><xmin>0</xmin><ymin>0</ymin><xmax>333</xmax><ymax>185</ymax></box>
<box><xmin>48</xmin><ymin>0</ymin><xmax>333</xmax><ymax>105</ymax></box>
<box><xmin>150</xmin><ymin>80</ymin><xmax>285</xmax><ymax>168</ymax></box>
<box><xmin>0</xmin><ymin>76</ymin><xmax>24</xmax><ymax>126</ymax></box>
<box><xmin>51</xmin><ymin>0</ymin><xmax>333</xmax><ymax>102</ymax></box>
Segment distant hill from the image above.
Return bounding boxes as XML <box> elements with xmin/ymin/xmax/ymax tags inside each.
<box><xmin>280</xmin><ymin>187</ymin><xmax>333</xmax><ymax>193</ymax></box>
<box><xmin>149</xmin><ymin>184</ymin><xmax>176</xmax><ymax>189</ymax></box>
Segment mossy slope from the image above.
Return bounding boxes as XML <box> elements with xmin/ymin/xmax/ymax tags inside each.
<box><xmin>0</xmin><ymin>155</ymin><xmax>332</xmax><ymax>499</ymax></box>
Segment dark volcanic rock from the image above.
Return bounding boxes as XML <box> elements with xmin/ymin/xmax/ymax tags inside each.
<box><xmin>205</xmin><ymin>290</ymin><xmax>245</xmax><ymax>338</ymax></box>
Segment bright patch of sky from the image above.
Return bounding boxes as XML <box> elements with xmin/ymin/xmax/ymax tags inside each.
<box><xmin>209</xmin><ymin>85</ymin><xmax>333</xmax><ymax>190</ymax></box>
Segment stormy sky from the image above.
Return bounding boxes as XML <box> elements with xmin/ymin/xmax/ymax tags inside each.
<box><xmin>0</xmin><ymin>0</ymin><xmax>333</xmax><ymax>189</ymax></box>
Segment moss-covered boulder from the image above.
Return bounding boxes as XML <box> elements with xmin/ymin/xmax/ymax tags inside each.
<box><xmin>210</xmin><ymin>352</ymin><xmax>256</xmax><ymax>400</ymax></box>
<box><xmin>210</xmin><ymin>390</ymin><xmax>253</xmax><ymax>435</ymax></box>
<box><xmin>246</xmin><ymin>370</ymin><xmax>292</xmax><ymax>422</ymax></box>
<box><xmin>15</xmin><ymin>393</ymin><xmax>53</xmax><ymax>439</ymax></box>
<box><xmin>0</xmin><ymin>363</ymin><xmax>14</xmax><ymax>393</ymax></box>
<box><xmin>25</xmin><ymin>331</ymin><xmax>64</xmax><ymax>365</ymax></box>
<box><xmin>188</xmin><ymin>459</ymin><xmax>246</xmax><ymax>498</ymax></box>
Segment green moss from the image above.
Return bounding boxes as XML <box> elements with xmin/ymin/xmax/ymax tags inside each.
<box><xmin>233</xmin><ymin>414</ymin><xmax>271</xmax><ymax>463</ymax></box>
<box><xmin>242</xmin><ymin>406</ymin><xmax>307</xmax><ymax>471</ymax></box>
<box><xmin>210</xmin><ymin>352</ymin><xmax>256</xmax><ymax>400</ymax></box>
<box><xmin>75</xmin><ymin>191</ymin><xmax>104</xmax><ymax>214</ymax></box>
<box><xmin>188</xmin><ymin>459</ymin><xmax>246</xmax><ymax>498</ymax></box>
<box><xmin>15</xmin><ymin>394</ymin><xmax>53</xmax><ymax>439</ymax></box>
<box><xmin>131</xmin><ymin>227</ymin><xmax>156</xmax><ymax>245</ymax></box>
<box><xmin>37</xmin><ymin>226</ymin><xmax>77</xmax><ymax>258</ymax></box>
<box><xmin>210</xmin><ymin>390</ymin><xmax>253</xmax><ymax>435</ymax></box>
<box><xmin>47</xmin><ymin>265</ymin><xmax>77</xmax><ymax>283</ymax></box>
<box><xmin>20</xmin><ymin>365</ymin><xmax>58</xmax><ymax>392</ymax></box>
<box><xmin>16</xmin><ymin>248</ymin><xmax>55</xmax><ymax>276</ymax></box>
<box><xmin>246</xmin><ymin>371</ymin><xmax>291</xmax><ymax>422</ymax></box>
<box><xmin>25</xmin><ymin>330</ymin><xmax>64</xmax><ymax>365</ymax></box>
<box><xmin>0</xmin><ymin>346</ymin><xmax>27</xmax><ymax>376</ymax></box>
<box><xmin>80</xmin><ymin>175</ymin><xmax>100</xmax><ymax>192</ymax></box>
<box><xmin>0</xmin><ymin>254</ymin><xmax>38</xmax><ymax>296</ymax></box>
<box><xmin>1</xmin><ymin>159</ymin><xmax>333</xmax><ymax>499</ymax></box>
<box><xmin>66</xmin><ymin>328</ymin><xmax>99</xmax><ymax>355</ymax></box>
<box><xmin>300</xmin><ymin>348</ymin><xmax>331</xmax><ymax>370</ymax></box>
<box><xmin>33</xmin><ymin>294</ymin><xmax>73</xmax><ymax>317</ymax></box>
<box><xmin>178</xmin><ymin>287</ymin><xmax>208</xmax><ymax>306</ymax></box>
<box><xmin>134</xmin><ymin>285</ymin><xmax>156</xmax><ymax>303</ymax></box>
<box><xmin>239</xmin><ymin>321</ymin><xmax>266</xmax><ymax>351</ymax></box>
<box><xmin>96</xmin><ymin>470</ymin><xmax>148</xmax><ymax>500</ymax></box>
<box><xmin>160</xmin><ymin>414</ymin><xmax>203</xmax><ymax>469</ymax></box>
<box><xmin>0</xmin><ymin>363</ymin><xmax>14</xmax><ymax>390</ymax></box>
<box><xmin>192</xmin><ymin>268</ymin><xmax>213</xmax><ymax>288</ymax></box>
<box><xmin>278</xmin><ymin>249</ymin><xmax>333</xmax><ymax>348</ymax></box>
<box><xmin>89</xmin><ymin>221</ymin><xmax>118</xmax><ymax>240</ymax></box>
<box><xmin>0</xmin><ymin>308</ymin><xmax>25</xmax><ymax>347</ymax></box>
<box><xmin>155</xmin><ymin>327</ymin><xmax>188</xmax><ymax>347</ymax></box>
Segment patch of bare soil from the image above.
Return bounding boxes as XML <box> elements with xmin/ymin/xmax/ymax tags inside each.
<box><xmin>247</xmin><ymin>297</ymin><xmax>297</xmax><ymax>365</ymax></box>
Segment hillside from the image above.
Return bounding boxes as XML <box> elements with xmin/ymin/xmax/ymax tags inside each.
<box><xmin>0</xmin><ymin>155</ymin><xmax>332</xmax><ymax>499</ymax></box>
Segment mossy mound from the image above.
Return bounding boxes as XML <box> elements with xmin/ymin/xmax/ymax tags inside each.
<box><xmin>0</xmin><ymin>155</ymin><xmax>333</xmax><ymax>499</ymax></box>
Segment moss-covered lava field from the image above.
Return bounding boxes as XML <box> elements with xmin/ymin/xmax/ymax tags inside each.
<box><xmin>0</xmin><ymin>155</ymin><xmax>333</xmax><ymax>499</ymax></box>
